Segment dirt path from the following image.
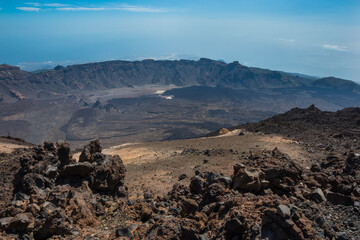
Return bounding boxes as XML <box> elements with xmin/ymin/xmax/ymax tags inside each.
<box><xmin>103</xmin><ymin>130</ymin><xmax>310</xmax><ymax>199</ymax></box>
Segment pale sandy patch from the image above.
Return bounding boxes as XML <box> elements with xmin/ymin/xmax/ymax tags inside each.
<box><xmin>259</xmin><ymin>135</ymin><xmax>298</xmax><ymax>144</ymax></box>
<box><xmin>0</xmin><ymin>143</ymin><xmax>28</xmax><ymax>153</ymax></box>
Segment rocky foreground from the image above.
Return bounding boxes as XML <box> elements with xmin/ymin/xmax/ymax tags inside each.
<box><xmin>0</xmin><ymin>106</ymin><xmax>360</xmax><ymax>239</ymax></box>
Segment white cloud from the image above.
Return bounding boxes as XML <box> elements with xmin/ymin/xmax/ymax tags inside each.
<box><xmin>25</xmin><ymin>2</ymin><xmax>69</xmax><ymax>7</ymax></box>
<box><xmin>43</xmin><ymin>3</ymin><xmax>69</xmax><ymax>7</ymax></box>
<box><xmin>24</xmin><ymin>2</ymin><xmax>41</xmax><ymax>7</ymax></box>
<box><xmin>18</xmin><ymin>60</ymin><xmax>82</xmax><ymax>71</ymax></box>
<box><xmin>276</xmin><ymin>38</ymin><xmax>295</xmax><ymax>43</ymax></box>
<box><xmin>55</xmin><ymin>5</ymin><xmax>167</xmax><ymax>13</ymax></box>
<box><xmin>16</xmin><ymin>7</ymin><xmax>40</xmax><ymax>12</ymax></box>
<box><xmin>114</xmin><ymin>5</ymin><xmax>167</xmax><ymax>13</ymax></box>
<box><xmin>56</xmin><ymin>7</ymin><xmax>105</xmax><ymax>11</ymax></box>
<box><xmin>134</xmin><ymin>54</ymin><xmax>179</xmax><ymax>61</ymax></box>
<box><xmin>322</xmin><ymin>44</ymin><xmax>348</xmax><ymax>52</ymax></box>
<box><xmin>17</xmin><ymin>3</ymin><xmax>169</xmax><ymax>13</ymax></box>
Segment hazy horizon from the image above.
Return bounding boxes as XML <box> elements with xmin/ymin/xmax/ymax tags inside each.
<box><xmin>0</xmin><ymin>0</ymin><xmax>359</xmax><ymax>81</ymax></box>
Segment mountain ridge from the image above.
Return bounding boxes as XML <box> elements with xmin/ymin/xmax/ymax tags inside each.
<box><xmin>1</xmin><ymin>58</ymin><xmax>358</xmax><ymax>101</ymax></box>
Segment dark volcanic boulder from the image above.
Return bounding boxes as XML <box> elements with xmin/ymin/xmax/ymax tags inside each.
<box><xmin>79</xmin><ymin>139</ymin><xmax>102</xmax><ymax>163</ymax></box>
<box><xmin>146</xmin><ymin>216</ymin><xmax>202</xmax><ymax>240</ymax></box>
<box><xmin>310</xmin><ymin>188</ymin><xmax>327</xmax><ymax>203</ymax></box>
<box><xmin>190</xmin><ymin>176</ymin><xmax>205</xmax><ymax>194</ymax></box>
<box><xmin>180</xmin><ymin>198</ymin><xmax>199</xmax><ymax>216</ymax></box>
<box><xmin>225</xmin><ymin>217</ymin><xmax>246</xmax><ymax>239</ymax></box>
<box><xmin>0</xmin><ymin>212</ymin><xmax>34</xmax><ymax>234</ymax></box>
<box><xmin>208</xmin><ymin>183</ymin><xmax>226</xmax><ymax>198</ymax></box>
<box><xmin>59</xmin><ymin>162</ymin><xmax>93</xmax><ymax>177</ymax></box>
<box><xmin>232</xmin><ymin>164</ymin><xmax>268</xmax><ymax>193</ymax></box>
<box><xmin>21</xmin><ymin>173</ymin><xmax>54</xmax><ymax>195</ymax></box>
<box><xmin>33</xmin><ymin>202</ymin><xmax>71</xmax><ymax>240</ymax></box>
<box><xmin>90</xmin><ymin>155</ymin><xmax>126</xmax><ymax>195</ymax></box>
<box><xmin>66</xmin><ymin>187</ymin><xmax>99</xmax><ymax>226</ymax></box>
<box><xmin>326</xmin><ymin>192</ymin><xmax>353</xmax><ymax>206</ymax></box>
<box><xmin>344</xmin><ymin>153</ymin><xmax>360</xmax><ymax>175</ymax></box>
<box><xmin>57</xmin><ymin>142</ymin><xmax>71</xmax><ymax>166</ymax></box>
<box><xmin>262</xmin><ymin>206</ymin><xmax>313</xmax><ymax>240</ymax></box>
<box><xmin>116</xmin><ymin>227</ymin><xmax>133</xmax><ymax>239</ymax></box>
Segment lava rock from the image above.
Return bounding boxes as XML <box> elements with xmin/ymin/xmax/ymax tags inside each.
<box><xmin>59</xmin><ymin>162</ymin><xmax>93</xmax><ymax>177</ymax></box>
<box><xmin>336</xmin><ymin>232</ymin><xmax>350</xmax><ymax>240</ymax></box>
<box><xmin>21</xmin><ymin>173</ymin><xmax>53</xmax><ymax>194</ymax></box>
<box><xmin>43</xmin><ymin>141</ymin><xmax>56</xmax><ymax>152</ymax></box>
<box><xmin>10</xmin><ymin>213</ymin><xmax>34</xmax><ymax>233</ymax></box>
<box><xmin>79</xmin><ymin>139</ymin><xmax>102</xmax><ymax>163</ymax></box>
<box><xmin>0</xmin><ymin>217</ymin><xmax>15</xmax><ymax>232</ymax></box>
<box><xmin>326</xmin><ymin>192</ymin><xmax>353</xmax><ymax>206</ymax></box>
<box><xmin>57</xmin><ymin>143</ymin><xmax>71</xmax><ymax>166</ymax></box>
<box><xmin>116</xmin><ymin>227</ymin><xmax>133</xmax><ymax>239</ymax></box>
<box><xmin>217</xmin><ymin>176</ymin><xmax>232</xmax><ymax>188</ymax></box>
<box><xmin>277</xmin><ymin>205</ymin><xmax>291</xmax><ymax>219</ymax></box>
<box><xmin>353</xmin><ymin>187</ymin><xmax>360</xmax><ymax>197</ymax></box>
<box><xmin>208</xmin><ymin>183</ymin><xmax>225</xmax><ymax>199</ymax></box>
<box><xmin>206</xmin><ymin>172</ymin><xmax>221</xmax><ymax>185</ymax></box>
<box><xmin>90</xmin><ymin>155</ymin><xmax>126</xmax><ymax>194</ymax></box>
<box><xmin>225</xmin><ymin>218</ymin><xmax>244</xmax><ymax>238</ymax></box>
<box><xmin>311</xmin><ymin>188</ymin><xmax>327</xmax><ymax>203</ymax></box>
<box><xmin>178</xmin><ymin>174</ymin><xmax>187</xmax><ymax>181</ymax></box>
<box><xmin>190</xmin><ymin>176</ymin><xmax>204</xmax><ymax>194</ymax></box>
<box><xmin>232</xmin><ymin>164</ymin><xmax>267</xmax><ymax>193</ymax></box>
<box><xmin>181</xmin><ymin>198</ymin><xmax>199</xmax><ymax>216</ymax></box>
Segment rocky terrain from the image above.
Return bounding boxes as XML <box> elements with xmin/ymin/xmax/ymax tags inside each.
<box><xmin>241</xmin><ymin>104</ymin><xmax>360</xmax><ymax>155</ymax></box>
<box><xmin>0</xmin><ymin>105</ymin><xmax>359</xmax><ymax>239</ymax></box>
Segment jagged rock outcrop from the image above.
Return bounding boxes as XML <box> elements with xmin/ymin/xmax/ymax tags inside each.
<box><xmin>243</xmin><ymin>105</ymin><xmax>360</xmax><ymax>153</ymax></box>
<box><xmin>232</xmin><ymin>164</ymin><xmax>268</xmax><ymax>193</ymax></box>
<box><xmin>0</xmin><ymin>140</ymin><xmax>127</xmax><ymax>239</ymax></box>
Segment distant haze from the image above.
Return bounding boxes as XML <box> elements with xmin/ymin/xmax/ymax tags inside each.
<box><xmin>0</xmin><ymin>0</ymin><xmax>359</xmax><ymax>81</ymax></box>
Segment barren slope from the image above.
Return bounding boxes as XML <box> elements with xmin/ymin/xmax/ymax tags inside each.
<box><xmin>103</xmin><ymin>130</ymin><xmax>310</xmax><ymax>199</ymax></box>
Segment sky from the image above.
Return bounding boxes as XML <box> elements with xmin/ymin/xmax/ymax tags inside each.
<box><xmin>0</xmin><ymin>0</ymin><xmax>359</xmax><ymax>81</ymax></box>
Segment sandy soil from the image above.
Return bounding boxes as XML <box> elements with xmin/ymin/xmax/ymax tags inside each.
<box><xmin>0</xmin><ymin>142</ymin><xmax>28</xmax><ymax>154</ymax></box>
<box><xmin>0</xmin><ymin>138</ymin><xmax>32</xmax><ymax>154</ymax></box>
<box><xmin>103</xmin><ymin>130</ymin><xmax>309</xmax><ymax>199</ymax></box>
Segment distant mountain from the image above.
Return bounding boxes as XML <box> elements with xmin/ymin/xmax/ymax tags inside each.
<box><xmin>206</xmin><ymin>104</ymin><xmax>360</xmax><ymax>140</ymax></box>
<box><xmin>0</xmin><ymin>58</ymin><xmax>359</xmax><ymax>101</ymax></box>
<box><xmin>240</xmin><ymin>104</ymin><xmax>360</xmax><ymax>148</ymax></box>
<box><xmin>0</xmin><ymin>64</ymin><xmax>33</xmax><ymax>101</ymax></box>
<box><xmin>30</xmin><ymin>68</ymin><xmax>51</xmax><ymax>74</ymax></box>
<box><xmin>311</xmin><ymin>77</ymin><xmax>360</xmax><ymax>93</ymax></box>
<box><xmin>27</xmin><ymin>58</ymin><xmax>314</xmax><ymax>90</ymax></box>
<box><xmin>278</xmin><ymin>71</ymin><xmax>319</xmax><ymax>80</ymax></box>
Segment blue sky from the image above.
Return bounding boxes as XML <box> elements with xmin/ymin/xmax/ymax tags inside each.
<box><xmin>0</xmin><ymin>1</ymin><xmax>359</xmax><ymax>81</ymax></box>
